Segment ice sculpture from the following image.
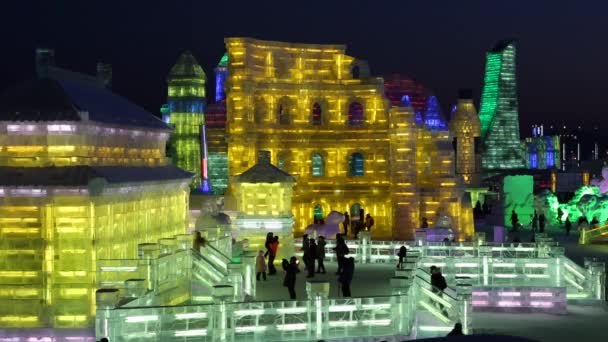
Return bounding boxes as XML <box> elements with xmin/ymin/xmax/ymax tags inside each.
<box><xmin>590</xmin><ymin>166</ymin><xmax>608</xmax><ymax>194</ymax></box>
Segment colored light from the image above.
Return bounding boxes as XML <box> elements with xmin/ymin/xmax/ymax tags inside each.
<box><xmin>478</xmin><ymin>41</ymin><xmax>525</xmax><ymax>170</ymax></box>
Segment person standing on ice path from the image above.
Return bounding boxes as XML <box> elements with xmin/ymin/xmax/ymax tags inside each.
<box><xmin>539</xmin><ymin>213</ymin><xmax>546</xmax><ymax>233</ymax></box>
<box><xmin>565</xmin><ymin>217</ymin><xmax>572</xmax><ymax>236</ymax></box>
<box><xmin>302</xmin><ymin>234</ymin><xmax>310</xmax><ymax>271</ymax></box>
<box><xmin>283</xmin><ymin>256</ymin><xmax>300</xmax><ymax>299</ymax></box>
<box><xmin>365</xmin><ymin>213</ymin><xmax>374</xmax><ymax>232</ymax></box>
<box><xmin>307</xmin><ymin>238</ymin><xmax>317</xmax><ymax>278</ymax></box>
<box><xmin>316</xmin><ymin>236</ymin><xmax>326</xmax><ymax>274</ymax></box>
<box><xmin>397</xmin><ymin>245</ymin><xmax>407</xmax><ymax>269</ymax></box>
<box><xmin>268</xmin><ymin>236</ymin><xmax>279</xmax><ymax>275</ymax></box>
<box><xmin>255</xmin><ymin>250</ymin><xmax>267</xmax><ymax>281</ymax></box>
<box><xmin>339</xmin><ymin>257</ymin><xmax>355</xmax><ymax>297</ymax></box>
<box><xmin>264</xmin><ymin>232</ymin><xmax>273</xmax><ymax>257</ymax></box>
<box><xmin>334</xmin><ymin>234</ymin><xmax>349</xmax><ymax>275</ymax></box>
<box><xmin>343</xmin><ymin>212</ymin><xmax>350</xmax><ymax>237</ymax></box>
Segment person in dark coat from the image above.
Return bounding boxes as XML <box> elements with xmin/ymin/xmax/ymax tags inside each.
<box><xmin>397</xmin><ymin>245</ymin><xmax>407</xmax><ymax>269</ymax></box>
<box><xmin>430</xmin><ymin>266</ymin><xmax>448</xmax><ymax>316</ymax></box>
<box><xmin>591</xmin><ymin>216</ymin><xmax>599</xmax><ymax>226</ymax></box>
<box><xmin>343</xmin><ymin>212</ymin><xmax>350</xmax><ymax>237</ymax></box>
<box><xmin>192</xmin><ymin>231</ymin><xmax>206</xmax><ymax>252</ymax></box>
<box><xmin>264</xmin><ymin>232</ymin><xmax>274</xmax><ymax>257</ymax></box>
<box><xmin>447</xmin><ymin>322</ymin><xmax>463</xmax><ymax>336</ymax></box>
<box><xmin>283</xmin><ymin>256</ymin><xmax>300</xmax><ymax>299</ymax></box>
<box><xmin>510</xmin><ymin>210</ymin><xmax>519</xmax><ymax>230</ymax></box>
<box><xmin>307</xmin><ymin>238</ymin><xmax>317</xmax><ymax>278</ymax></box>
<box><xmin>316</xmin><ymin>236</ymin><xmax>326</xmax><ymax>274</ymax></box>
<box><xmin>339</xmin><ymin>257</ymin><xmax>355</xmax><ymax>297</ymax></box>
<box><xmin>421</xmin><ymin>217</ymin><xmax>429</xmax><ymax>228</ymax></box>
<box><xmin>565</xmin><ymin>217</ymin><xmax>572</xmax><ymax>236</ymax></box>
<box><xmin>539</xmin><ymin>213</ymin><xmax>546</xmax><ymax>233</ymax></box>
<box><xmin>302</xmin><ymin>234</ymin><xmax>310</xmax><ymax>270</ymax></box>
<box><xmin>532</xmin><ymin>212</ymin><xmax>538</xmax><ymax>230</ymax></box>
<box><xmin>334</xmin><ymin>234</ymin><xmax>349</xmax><ymax>274</ymax></box>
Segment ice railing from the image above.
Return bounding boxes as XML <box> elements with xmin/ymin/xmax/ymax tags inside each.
<box><xmin>579</xmin><ymin>221</ymin><xmax>608</xmax><ymax>244</ymax></box>
<box><xmin>96</xmin><ymin>275</ymin><xmax>440</xmax><ymax>342</ymax></box>
<box><xmin>298</xmin><ymin>232</ymin><xmax>605</xmax><ymax>302</ymax></box>
<box><xmin>412</xmin><ymin>268</ymin><xmax>472</xmax><ymax>335</ymax></box>
<box><xmin>97</xmin><ymin>233</ymin><xmax>256</xmax><ymax>307</ymax></box>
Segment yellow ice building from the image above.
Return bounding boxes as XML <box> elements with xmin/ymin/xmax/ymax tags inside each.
<box><xmin>224</xmin><ymin>38</ymin><xmax>473</xmax><ymax>240</ymax></box>
<box><xmin>0</xmin><ymin>63</ymin><xmax>191</xmax><ymax>327</ymax></box>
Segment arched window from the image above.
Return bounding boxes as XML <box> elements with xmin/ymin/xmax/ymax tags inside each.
<box><xmin>312</xmin><ymin>153</ymin><xmax>324</xmax><ymax>177</ymax></box>
<box><xmin>347</xmin><ymin>102</ymin><xmax>364</xmax><ymax>126</ymax></box>
<box><xmin>314</xmin><ymin>204</ymin><xmax>324</xmax><ymax>222</ymax></box>
<box><xmin>311</xmin><ymin>102</ymin><xmax>322</xmax><ymax>125</ymax></box>
<box><xmin>254</xmin><ymin>98</ymin><xmax>266</xmax><ymax>124</ymax></box>
<box><xmin>352</xmin><ymin>65</ymin><xmax>360</xmax><ymax>79</ymax></box>
<box><xmin>348</xmin><ymin>152</ymin><xmax>364</xmax><ymax>176</ymax></box>
<box><xmin>277</xmin><ymin>97</ymin><xmax>292</xmax><ymax>125</ymax></box>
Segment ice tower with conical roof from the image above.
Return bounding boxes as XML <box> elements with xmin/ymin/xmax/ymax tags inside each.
<box><xmin>167</xmin><ymin>51</ymin><xmax>210</xmax><ymax>191</ymax></box>
<box><xmin>450</xmin><ymin>89</ymin><xmax>481</xmax><ymax>184</ymax></box>
<box><xmin>478</xmin><ymin>40</ymin><xmax>525</xmax><ymax>170</ymax></box>
<box><xmin>423</xmin><ymin>95</ymin><xmax>448</xmax><ymax>131</ymax></box>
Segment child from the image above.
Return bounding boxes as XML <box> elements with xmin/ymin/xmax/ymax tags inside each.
<box><xmin>256</xmin><ymin>250</ymin><xmax>267</xmax><ymax>281</ymax></box>
<box><xmin>397</xmin><ymin>245</ymin><xmax>407</xmax><ymax>269</ymax></box>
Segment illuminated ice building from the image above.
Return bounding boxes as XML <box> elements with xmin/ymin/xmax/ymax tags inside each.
<box><xmin>224</xmin><ymin>38</ymin><xmax>473</xmax><ymax>240</ymax></box>
<box><xmin>478</xmin><ymin>40</ymin><xmax>525</xmax><ymax>171</ymax></box>
<box><xmin>0</xmin><ymin>51</ymin><xmax>191</xmax><ymax>328</ymax></box>
<box><xmin>449</xmin><ymin>89</ymin><xmax>481</xmax><ymax>184</ymax></box>
<box><xmin>204</xmin><ymin>53</ymin><xmax>230</xmax><ymax>195</ymax></box>
<box><xmin>166</xmin><ymin>51</ymin><xmax>210</xmax><ymax>191</ymax></box>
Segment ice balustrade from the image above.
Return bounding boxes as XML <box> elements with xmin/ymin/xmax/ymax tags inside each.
<box><xmin>579</xmin><ymin>222</ymin><xmax>608</xmax><ymax>244</ymax></box>
<box><xmin>412</xmin><ymin>268</ymin><xmax>472</xmax><ymax>335</ymax></box>
<box><xmin>96</xmin><ymin>294</ymin><xmax>418</xmax><ymax>341</ymax></box>
<box><xmin>97</xmin><ymin>233</ymin><xmax>254</xmax><ymax>308</ymax></box>
<box><xmin>298</xmin><ymin>233</ymin><xmax>604</xmax><ymax>302</ymax></box>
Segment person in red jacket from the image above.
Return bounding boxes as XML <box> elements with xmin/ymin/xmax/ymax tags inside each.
<box><xmin>268</xmin><ymin>236</ymin><xmax>279</xmax><ymax>275</ymax></box>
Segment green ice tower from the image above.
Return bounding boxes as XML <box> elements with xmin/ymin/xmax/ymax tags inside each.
<box><xmin>167</xmin><ymin>51</ymin><xmax>208</xmax><ymax>190</ymax></box>
<box><xmin>478</xmin><ymin>40</ymin><xmax>525</xmax><ymax>170</ymax></box>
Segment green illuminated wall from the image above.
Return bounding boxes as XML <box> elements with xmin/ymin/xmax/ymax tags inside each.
<box><xmin>478</xmin><ymin>41</ymin><xmax>525</xmax><ymax>170</ymax></box>
<box><xmin>503</xmin><ymin>175</ymin><xmax>534</xmax><ymax>227</ymax></box>
<box><xmin>167</xmin><ymin>51</ymin><xmax>207</xmax><ymax>189</ymax></box>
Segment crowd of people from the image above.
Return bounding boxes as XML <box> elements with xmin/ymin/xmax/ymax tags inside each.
<box><xmin>254</xmin><ymin>232</ymin><xmax>358</xmax><ymax>299</ymax></box>
<box><xmin>190</xmin><ymin>228</ymin><xmax>465</xmax><ymax>338</ymax></box>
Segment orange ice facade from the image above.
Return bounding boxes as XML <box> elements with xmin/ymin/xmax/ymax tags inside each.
<box><xmin>224</xmin><ymin>37</ymin><xmax>473</xmax><ymax>240</ymax></box>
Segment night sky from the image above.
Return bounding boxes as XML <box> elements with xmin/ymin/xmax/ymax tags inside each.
<box><xmin>3</xmin><ymin>0</ymin><xmax>608</xmax><ymax>135</ymax></box>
